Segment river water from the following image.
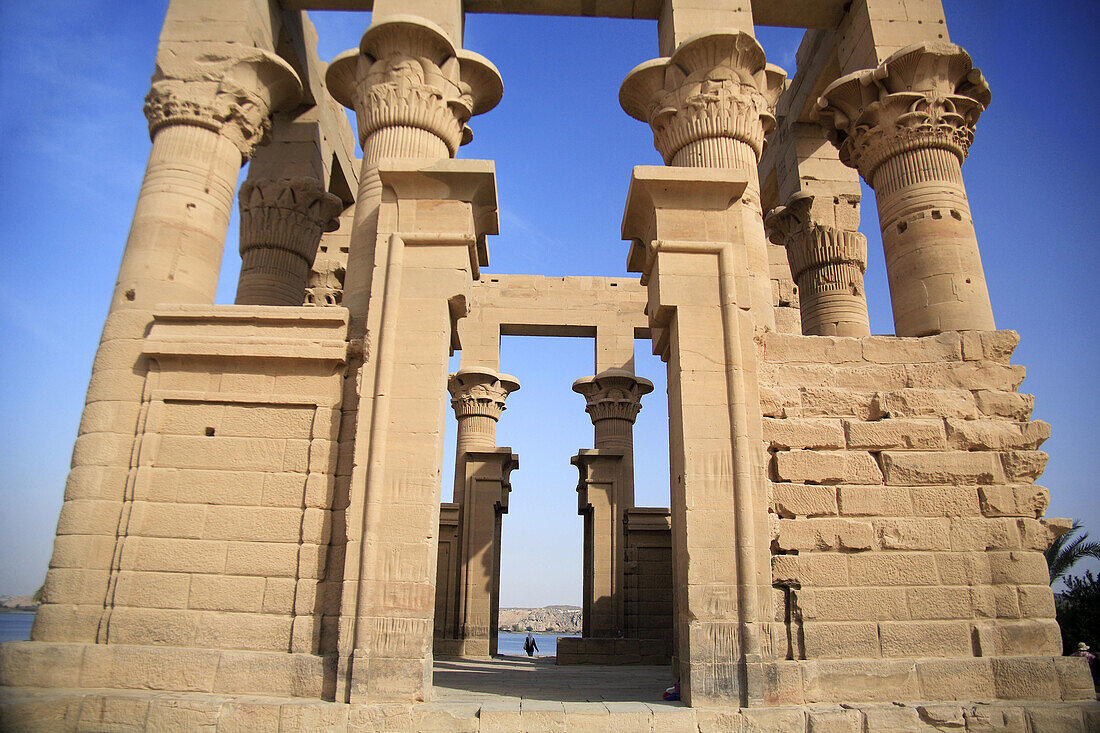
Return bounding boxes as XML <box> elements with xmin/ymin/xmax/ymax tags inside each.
<box><xmin>0</xmin><ymin>613</ymin><xmax>34</xmax><ymax>643</ymax></box>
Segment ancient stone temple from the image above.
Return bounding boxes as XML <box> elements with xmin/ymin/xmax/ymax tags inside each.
<box><xmin>1</xmin><ymin>0</ymin><xmax>1097</xmax><ymax>730</ymax></box>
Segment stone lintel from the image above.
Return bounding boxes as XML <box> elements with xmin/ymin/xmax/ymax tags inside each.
<box><xmin>378</xmin><ymin>158</ymin><xmax>498</xmax><ymax>276</ymax></box>
<box><xmin>624</xmin><ymin>507</ymin><xmax>672</xmax><ymax>531</ymax></box>
<box><xmin>282</xmin><ymin>1</ymin><xmax>853</xmax><ymax>30</ymax></box>
<box><xmin>142</xmin><ymin>305</ymin><xmax>350</xmax><ymax>363</ymax></box>
<box><xmin>622</xmin><ymin>165</ymin><xmax>748</xmax><ymax>279</ymax></box>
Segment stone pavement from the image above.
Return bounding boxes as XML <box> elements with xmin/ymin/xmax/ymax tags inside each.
<box><xmin>432</xmin><ymin>655</ymin><xmax>678</xmax><ymax>704</ymax></box>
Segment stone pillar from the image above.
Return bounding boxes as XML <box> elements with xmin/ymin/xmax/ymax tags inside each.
<box><xmin>572</xmin><ymin>370</ymin><xmax>652</xmax><ymax>639</ymax></box>
<box><xmin>573</xmin><ymin>370</ymin><xmax>653</xmax><ymax>500</ymax></box>
<box><xmin>813</xmin><ymin>41</ymin><xmax>995</xmax><ymax>337</ymax></box>
<box><xmin>33</xmin><ymin>52</ymin><xmax>300</xmax><ymax>644</ymax></box>
<box><xmin>325</xmin><ymin>15</ymin><xmax>501</xmax><ymax>702</ymax></box>
<box><xmin>765</xmin><ymin>191</ymin><xmax>871</xmax><ymax>337</ymax></box>
<box><xmin>621</xmin><ymin>32</ymin><xmax>786</xmax><ymax>331</ymax></box>
<box><xmin>235</xmin><ymin>177</ymin><xmax>343</xmax><ymax>305</ymax></box>
<box><xmin>446</xmin><ymin>368</ymin><xmax>519</xmax><ymax>657</ymax></box>
<box><xmin>453</xmin><ymin>449</ymin><xmax>518</xmax><ymax>658</ymax></box>
<box><xmin>332</xmin><ymin>159</ymin><xmax>500</xmax><ymax>703</ymax></box>
<box><xmin>623</xmin><ymin>166</ymin><xmax>772</xmax><ymax>707</ymax></box>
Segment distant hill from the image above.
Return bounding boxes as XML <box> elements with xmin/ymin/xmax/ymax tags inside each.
<box><xmin>498</xmin><ymin>605</ymin><xmax>581</xmax><ymax>633</ymax></box>
<box><xmin>0</xmin><ymin>595</ymin><xmax>37</xmax><ymax>612</ymax></box>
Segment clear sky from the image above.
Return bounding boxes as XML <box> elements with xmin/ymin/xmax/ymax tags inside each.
<box><xmin>0</xmin><ymin>1</ymin><xmax>1097</xmax><ymax>607</ymax></box>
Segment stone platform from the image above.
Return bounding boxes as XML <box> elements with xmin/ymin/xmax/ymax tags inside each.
<box><xmin>2</xmin><ymin>655</ymin><xmax>1097</xmax><ymax>731</ymax></box>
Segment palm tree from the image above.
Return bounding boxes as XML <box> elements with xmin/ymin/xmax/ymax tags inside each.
<box><xmin>1045</xmin><ymin>520</ymin><xmax>1100</xmax><ymax>585</ymax></box>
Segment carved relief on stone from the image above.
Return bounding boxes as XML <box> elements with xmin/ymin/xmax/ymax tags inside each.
<box><xmin>144</xmin><ymin>50</ymin><xmax>302</xmax><ymax>159</ymax></box>
<box><xmin>620</xmin><ymin>32</ymin><xmax>786</xmax><ymax>164</ymax></box>
<box><xmin>572</xmin><ymin>369</ymin><xmax>655</xmax><ymax>425</ymax></box>
<box><xmin>812</xmin><ymin>41</ymin><xmax>991</xmax><ymax>183</ymax></box>
<box><xmin>765</xmin><ymin>192</ymin><xmax>867</xmax><ymax>290</ymax></box>
<box><xmin>305</xmin><ymin>256</ymin><xmax>347</xmax><ymax>307</ymax></box>
<box><xmin>325</xmin><ymin>17</ymin><xmax>503</xmax><ymax>155</ymax></box>
<box><xmin>448</xmin><ymin>367</ymin><xmax>521</xmax><ymax>421</ymax></box>
<box><xmin>238</xmin><ymin>177</ymin><xmax>344</xmax><ymax>261</ymax></box>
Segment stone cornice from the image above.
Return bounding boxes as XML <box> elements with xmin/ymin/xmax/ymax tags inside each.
<box><xmin>620</xmin><ymin>31</ymin><xmax>786</xmax><ymax>164</ymax></box>
<box><xmin>572</xmin><ymin>369</ymin><xmax>654</xmax><ymax>425</ymax></box>
<box><xmin>238</xmin><ymin>177</ymin><xmax>344</xmax><ymax>262</ymax></box>
<box><xmin>325</xmin><ymin>16</ymin><xmax>503</xmax><ymax>155</ymax></box>
<box><xmin>448</xmin><ymin>367</ymin><xmax>520</xmax><ymax>421</ymax></box>
<box><xmin>144</xmin><ymin>49</ymin><xmax>302</xmax><ymax>160</ymax></box>
<box><xmin>812</xmin><ymin>41</ymin><xmax>990</xmax><ymax>182</ymax></box>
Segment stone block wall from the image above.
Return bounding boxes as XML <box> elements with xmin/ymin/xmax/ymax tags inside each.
<box><xmin>623</xmin><ymin>508</ymin><xmax>673</xmax><ymax>658</ymax></box>
<box><xmin>757</xmin><ymin>329</ymin><xmax>1092</xmax><ymax>704</ymax></box>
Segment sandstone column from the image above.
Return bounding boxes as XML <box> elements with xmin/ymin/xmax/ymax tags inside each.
<box><xmin>765</xmin><ymin>191</ymin><xmax>871</xmax><ymax>336</ymax></box>
<box><xmin>620</xmin><ymin>32</ymin><xmax>785</xmax><ymax>331</ymax></box>
<box><xmin>34</xmin><ymin>52</ymin><xmax>300</xmax><ymax>643</ymax></box>
<box><xmin>235</xmin><ymin>177</ymin><xmax>343</xmax><ymax>305</ymax></box>
<box><xmin>572</xmin><ymin>370</ymin><xmax>652</xmax><ymax>638</ymax></box>
<box><xmin>813</xmin><ymin>41</ymin><xmax>995</xmax><ymax>337</ymax></box>
<box><xmin>447</xmin><ymin>368</ymin><xmax>520</xmax><ymax>657</ymax></box>
<box><xmin>324</xmin><ymin>16</ymin><xmax>502</xmax><ymax>702</ymax></box>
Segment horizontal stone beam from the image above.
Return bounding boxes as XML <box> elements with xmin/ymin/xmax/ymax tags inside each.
<box><xmin>280</xmin><ymin>0</ymin><xmax>850</xmax><ymax>29</ymax></box>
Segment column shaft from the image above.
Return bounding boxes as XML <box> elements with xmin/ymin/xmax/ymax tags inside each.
<box><xmin>116</xmin><ymin>125</ymin><xmax>241</xmax><ymax>308</ymax></box>
<box><xmin>873</xmin><ymin>148</ymin><xmax>993</xmax><ymax>336</ymax></box>
<box><xmin>814</xmin><ymin>41</ymin><xmax>995</xmax><ymax>336</ymax></box>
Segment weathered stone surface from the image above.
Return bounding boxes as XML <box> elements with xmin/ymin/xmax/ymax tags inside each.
<box><xmin>880</xmin><ymin>451</ymin><xmax>1004</xmax><ymax>486</ymax></box>
<box><xmin>774</xmin><ymin>450</ymin><xmax>884</xmax><ymax>485</ymax></box>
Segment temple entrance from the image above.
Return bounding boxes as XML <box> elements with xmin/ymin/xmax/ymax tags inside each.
<box><xmin>432</xmin><ymin>322</ymin><xmax>676</xmax><ymax>702</ymax></box>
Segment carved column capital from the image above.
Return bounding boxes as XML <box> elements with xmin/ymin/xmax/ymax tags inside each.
<box><xmin>620</xmin><ymin>32</ymin><xmax>786</xmax><ymax>164</ymax></box>
<box><xmin>239</xmin><ymin>177</ymin><xmax>344</xmax><ymax>257</ymax></box>
<box><xmin>448</xmin><ymin>367</ymin><xmax>520</xmax><ymax>422</ymax></box>
<box><xmin>812</xmin><ymin>41</ymin><xmax>991</xmax><ymax>182</ymax></box>
<box><xmin>766</xmin><ymin>192</ymin><xmax>870</xmax><ymax>337</ymax></box>
<box><xmin>573</xmin><ymin>369</ymin><xmax>654</xmax><ymax>425</ymax></box>
<box><xmin>235</xmin><ymin>177</ymin><xmax>344</xmax><ymax>307</ymax></box>
<box><xmin>143</xmin><ymin>50</ymin><xmax>302</xmax><ymax>160</ymax></box>
<box><xmin>765</xmin><ymin>192</ymin><xmax>867</xmax><ymax>282</ymax></box>
<box><xmin>306</xmin><ymin>256</ymin><xmax>347</xmax><ymax>307</ymax></box>
<box><xmin>326</xmin><ymin>17</ymin><xmax>503</xmax><ymax>156</ymax></box>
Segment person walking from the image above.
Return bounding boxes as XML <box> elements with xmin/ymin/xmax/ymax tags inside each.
<box><xmin>523</xmin><ymin>632</ymin><xmax>539</xmax><ymax>657</ymax></box>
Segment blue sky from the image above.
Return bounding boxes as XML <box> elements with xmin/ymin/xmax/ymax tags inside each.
<box><xmin>0</xmin><ymin>2</ymin><xmax>1097</xmax><ymax>605</ymax></box>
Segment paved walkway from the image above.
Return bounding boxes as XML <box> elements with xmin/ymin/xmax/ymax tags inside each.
<box><xmin>432</xmin><ymin>655</ymin><xmax>679</xmax><ymax>705</ymax></box>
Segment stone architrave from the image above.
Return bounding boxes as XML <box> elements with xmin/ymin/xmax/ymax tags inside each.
<box><xmin>446</xmin><ymin>368</ymin><xmax>520</xmax><ymax>657</ymax></box>
<box><xmin>813</xmin><ymin>41</ymin><xmax>995</xmax><ymax>337</ymax></box>
<box><xmin>621</xmin><ymin>31</ymin><xmax>786</xmax><ymax>331</ymax></box>
<box><xmin>572</xmin><ymin>370</ymin><xmax>653</xmax><ymax>638</ymax></box>
<box><xmin>235</xmin><ymin>177</ymin><xmax>344</xmax><ymax>306</ymax></box>
<box><xmin>765</xmin><ymin>191</ymin><xmax>871</xmax><ymax>336</ymax></box>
